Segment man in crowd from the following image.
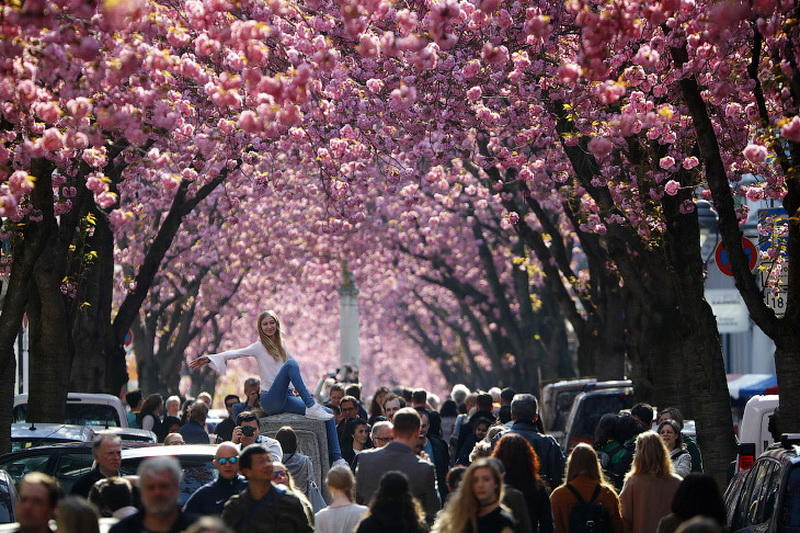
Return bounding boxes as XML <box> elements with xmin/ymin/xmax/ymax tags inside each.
<box><xmin>337</xmin><ymin>395</ymin><xmax>360</xmax><ymax>441</ymax></box>
<box><xmin>455</xmin><ymin>392</ymin><xmax>496</xmax><ymax>457</ymax></box>
<box><xmin>180</xmin><ymin>401</ymin><xmax>210</xmax><ymax>444</ymax></box>
<box><xmin>215</xmin><ymin>394</ymin><xmax>241</xmax><ymax>442</ymax></box>
<box><xmin>197</xmin><ymin>391</ymin><xmax>213</xmax><ymax>405</ymax></box>
<box><xmin>232</xmin><ymin>411</ymin><xmax>283</xmax><ymax>461</ymax></box>
<box><xmin>505</xmin><ymin>393</ymin><xmax>565</xmax><ymax>488</ymax></box>
<box><xmin>416</xmin><ymin>408</ymin><xmax>449</xmax><ymax>502</ymax></box>
<box><xmin>631</xmin><ymin>402</ymin><xmax>655</xmax><ymax>431</ymax></box>
<box><xmin>222</xmin><ymin>444</ymin><xmax>313</xmax><ymax>532</ymax></box>
<box><xmin>411</xmin><ymin>389</ymin><xmax>428</xmax><ymax>409</ymax></box>
<box><xmin>89</xmin><ymin>477</ymin><xmax>137</xmax><ymax>519</ymax></box>
<box><xmin>327</xmin><ymin>383</ymin><xmax>344</xmax><ymax>407</ymax></box>
<box><xmin>344</xmin><ymin>383</ymin><xmax>368</xmax><ymax>419</ymax></box>
<box><xmin>16</xmin><ymin>472</ymin><xmax>61</xmax><ymax>533</ymax></box>
<box><xmin>71</xmin><ymin>434</ymin><xmax>122</xmax><ymax>497</ymax></box>
<box><xmin>356</xmin><ymin>408</ymin><xmax>440</xmax><ymax>523</ymax></box>
<box><xmin>370</xmin><ymin>421</ymin><xmax>393</xmax><ymax>448</ymax></box>
<box><xmin>110</xmin><ymin>457</ymin><xmax>198</xmax><ymax>533</ymax></box>
<box><xmin>125</xmin><ymin>390</ymin><xmax>142</xmax><ymax>428</ymax></box>
<box><xmin>184</xmin><ymin>442</ymin><xmax>247</xmax><ymax>515</ymax></box>
<box><xmin>232</xmin><ymin>378</ymin><xmax>261</xmax><ymax>419</ymax></box>
<box><xmin>498</xmin><ymin>387</ymin><xmax>515</xmax><ymax>424</ymax></box>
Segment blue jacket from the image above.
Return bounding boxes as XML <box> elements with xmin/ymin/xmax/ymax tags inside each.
<box><xmin>506</xmin><ymin>421</ymin><xmax>565</xmax><ymax>489</ymax></box>
<box><xmin>179</xmin><ymin>420</ymin><xmax>210</xmax><ymax>444</ymax></box>
<box><xmin>184</xmin><ymin>475</ymin><xmax>248</xmax><ymax>515</ymax></box>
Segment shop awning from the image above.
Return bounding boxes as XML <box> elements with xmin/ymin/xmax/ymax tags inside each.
<box><xmin>727</xmin><ymin>374</ymin><xmax>778</xmax><ymax>404</ymax></box>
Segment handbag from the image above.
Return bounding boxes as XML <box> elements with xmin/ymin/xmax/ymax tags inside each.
<box><xmin>308</xmin><ymin>479</ymin><xmax>327</xmax><ymax>512</ymax></box>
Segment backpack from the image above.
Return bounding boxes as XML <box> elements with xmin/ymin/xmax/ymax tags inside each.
<box><xmin>566</xmin><ymin>484</ymin><xmax>613</xmax><ymax>533</ymax></box>
<box><xmin>597</xmin><ymin>441</ymin><xmax>630</xmax><ymax>490</ymax></box>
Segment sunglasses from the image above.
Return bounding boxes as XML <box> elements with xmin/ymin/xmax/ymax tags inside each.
<box><xmin>216</xmin><ymin>456</ymin><xmax>239</xmax><ymax>465</ymax></box>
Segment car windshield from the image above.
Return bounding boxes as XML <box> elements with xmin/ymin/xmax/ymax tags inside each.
<box><xmin>572</xmin><ymin>393</ymin><xmax>634</xmax><ymax>443</ymax></box>
<box><xmin>14</xmin><ymin>404</ymin><xmax>120</xmax><ymax>427</ymax></box>
<box><xmin>12</xmin><ymin>439</ymin><xmax>79</xmax><ymax>452</ymax></box>
<box><xmin>120</xmin><ymin>455</ymin><xmax>215</xmax><ymax>505</ymax></box>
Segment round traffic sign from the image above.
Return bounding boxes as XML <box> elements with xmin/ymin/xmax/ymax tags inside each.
<box><xmin>715</xmin><ymin>238</ymin><xmax>758</xmax><ymax>276</ymax></box>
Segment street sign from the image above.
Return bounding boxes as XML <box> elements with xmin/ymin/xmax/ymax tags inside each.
<box><xmin>705</xmin><ymin>289</ymin><xmax>750</xmax><ymax>333</ymax></box>
<box><xmin>715</xmin><ymin>238</ymin><xmax>758</xmax><ymax>276</ymax></box>
<box><xmin>757</xmin><ymin>208</ymin><xmax>789</xmax><ymax>318</ymax></box>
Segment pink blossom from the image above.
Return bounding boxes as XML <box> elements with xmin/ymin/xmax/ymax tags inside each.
<box><xmin>237</xmin><ymin>110</ymin><xmax>261</xmax><ymax>133</ymax></box>
<box><xmin>41</xmin><ymin>128</ymin><xmax>64</xmax><ymax>151</ymax></box>
<box><xmin>161</xmin><ymin>174</ymin><xmax>181</xmax><ymax>192</ymax></box>
<box><xmin>743</xmin><ymin>143</ymin><xmax>768</xmax><ymax>163</ymax></box>
<box><xmin>556</xmin><ymin>63</ymin><xmax>581</xmax><ymax>84</ymax></box>
<box><xmin>390</xmin><ymin>85</ymin><xmax>417</xmax><ymax>108</ymax></box>
<box><xmin>366</xmin><ymin>78</ymin><xmax>384</xmax><ymax>93</ymax></box>
<box><xmin>596</xmin><ymin>80</ymin><xmax>625</xmax><ymax>105</ymax></box>
<box><xmin>85</xmin><ymin>174</ymin><xmax>107</xmax><ymax>194</ymax></box>
<box><xmin>9</xmin><ymin>171</ymin><xmax>35</xmax><ymax>195</ymax></box>
<box><xmin>467</xmin><ymin>86</ymin><xmax>482</xmax><ymax>101</ymax></box>
<box><xmin>780</xmin><ymin>116</ymin><xmax>800</xmax><ymax>143</ymax></box>
<box><xmin>633</xmin><ymin>45</ymin><xmax>660</xmax><ymax>70</ymax></box>
<box><xmin>745</xmin><ymin>186</ymin><xmax>765</xmax><ymax>202</ymax></box>
<box><xmin>481</xmin><ymin>43</ymin><xmax>509</xmax><ymax>66</ymax></box>
<box><xmin>587</xmin><ymin>136</ymin><xmax>614</xmax><ymax>158</ymax></box>
<box><xmin>35</xmin><ymin>102</ymin><xmax>61</xmax><ymax>124</ymax></box>
<box><xmin>462</xmin><ymin>60</ymin><xmax>481</xmax><ymax>78</ymax></box>
<box><xmin>664</xmin><ymin>179</ymin><xmax>681</xmax><ymax>196</ymax></box>
<box><xmin>682</xmin><ymin>156</ymin><xmax>700</xmax><ymax>169</ymax></box>
<box><xmin>95</xmin><ymin>191</ymin><xmax>117</xmax><ymax>209</ymax></box>
<box><xmin>109</xmin><ymin>209</ymin><xmax>134</xmax><ymax>231</ymax></box>
<box><xmin>659</xmin><ymin>156</ymin><xmax>676</xmax><ymax>170</ymax></box>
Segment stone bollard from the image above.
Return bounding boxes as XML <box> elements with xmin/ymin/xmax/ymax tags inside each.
<box><xmin>258</xmin><ymin>413</ymin><xmax>330</xmax><ymax>497</ymax></box>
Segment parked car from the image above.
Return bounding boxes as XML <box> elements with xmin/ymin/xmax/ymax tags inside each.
<box><xmin>13</xmin><ymin>393</ymin><xmax>128</xmax><ymax>428</ymax></box>
<box><xmin>0</xmin><ymin>471</ymin><xmax>16</xmax><ymax>524</ymax></box>
<box><xmin>724</xmin><ymin>434</ymin><xmax>800</xmax><ymax>532</ymax></box>
<box><xmin>736</xmin><ymin>395</ymin><xmax>779</xmax><ymax>473</ymax></box>
<box><xmin>96</xmin><ymin>427</ymin><xmax>157</xmax><ymax>444</ymax></box>
<box><xmin>11</xmin><ymin>424</ymin><xmax>96</xmax><ymax>452</ymax></box>
<box><xmin>0</xmin><ymin>443</ymin><xmax>216</xmax><ymax>502</ymax></box>
<box><xmin>540</xmin><ymin>378</ymin><xmax>596</xmax><ymax>443</ymax></box>
<box><xmin>563</xmin><ymin>385</ymin><xmax>635</xmax><ymax>451</ymax></box>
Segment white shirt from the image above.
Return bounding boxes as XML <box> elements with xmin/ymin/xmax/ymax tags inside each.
<box><xmin>315</xmin><ymin>503</ymin><xmax>368</xmax><ymax>533</ymax></box>
<box><xmin>205</xmin><ymin>341</ymin><xmax>292</xmax><ymax>390</ymax></box>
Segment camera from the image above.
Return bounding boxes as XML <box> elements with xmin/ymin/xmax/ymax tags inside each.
<box><xmin>241</xmin><ymin>425</ymin><xmax>256</xmax><ymax>437</ymax></box>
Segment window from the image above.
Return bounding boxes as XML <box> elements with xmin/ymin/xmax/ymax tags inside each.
<box><xmin>0</xmin><ymin>454</ymin><xmax>50</xmax><ymax>484</ymax></box>
<box><xmin>54</xmin><ymin>452</ymin><xmax>94</xmax><ymax>494</ymax></box>
<box><xmin>14</xmin><ymin>404</ymin><xmax>120</xmax><ymax>427</ymax></box>
<box><xmin>572</xmin><ymin>393</ymin><xmax>634</xmax><ymax>443</ymax></box>
<box><xmin>551</xmin><ymin>391</ymin><xmax>580</xmax><ymax>432</ymax></box>
<box><xmin>121</xmin><ymin>455</ymin><xmax>215</xmax><ymax>505</ymax></box>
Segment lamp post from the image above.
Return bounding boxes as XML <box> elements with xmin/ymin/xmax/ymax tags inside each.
<box><xmin>696</xmin><ymin>199</ymin><xmax>719</xmax><ymax>266</ymax></box>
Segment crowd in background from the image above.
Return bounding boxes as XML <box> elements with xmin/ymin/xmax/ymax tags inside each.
<box><xmin>12</xmin><ymin>375</ymin><xmax>729</xmax><ymax>533</ymax></box>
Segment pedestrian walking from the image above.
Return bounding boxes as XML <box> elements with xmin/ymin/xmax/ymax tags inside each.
<box><xmin>355</xmin><ymin>471</ymin><xmax>427</xmax><ymax>533</ymax></box>
<box><xmin>492</xmin><ymin>433</ymin><xmax>553</xmax><ymax>533</ymax></box>
<box><xmin>593</xmin><ymin>414</ymin><xmax>632</xmax><ymax>492</ymax></box>
<box><xmin>549</xmin><ymin>443</ymin><xmax>623</xmax><ymax>533</ymax></box>
<box><xmin>432</xmin><ymin>458</ymin><xmax>517</xmax><ymax>533</ymax></box>
<box><xmin>619</xmin><ymin>431</ymin><xmax>682</xmax><ymax>533</ymax></box>
<box><xmin>189</xmin><ymin>310</ymin><xmax>344</xmax><ymax>466</ymax></box>
<box><xmin>340</xmin><ymin>417</ymin><xmax>372</xmax><ymax>467</ymax></box>
<box><xmin>656</xmin><ymin>474</ymin><xmax>726</xmax><ymax>533</ymax></box>
<box><xmin>275</xmin><ymin>426</ymin><xmax>314</xmax><ymax>497</ymax></box>
<box><xmin>657</xmin><ymin>420</ymin><xmax>691</xmax><ymax>478</ymax></box>
<box><xmin>314</xmin><ymin>465</ymin><xmax>368</xmax><ymax>533</ymax></box>
<box><xmin>55</xmin><ymin>496</ymin><xmax>100</xmax><ymax>533</ymax></box>
<box><xmin>88</xmin><ymin>477</ymin><xmax>137</xmax><ymax>519</ymax></box>
<box><xmin>71</xmin><ymin>435</ymin><xmax>122</xmax><ymax>498</ymax></box>
<box><xmin>503</xmin><ymin>394</ymin><xmax>565</xmax><ymax>489</ymax></box>
<box><xmin>137</xmin><ymin>393</ymin><xmax>164</xmax><ymax>436</ymax></box>
<box><xmin>180</xmin><ymin>401</ymin><xmax>211</xmax><ymax>444</ymax></box>
<box><xmin>16</xmin><ymin>473</ymin><xmax>61</xmax><ymax>533</ymax></box>
<box><xmin>657</xmin><ymin>409</ymin><xmax>703</xmax><ymax>473</ymax></box>
<box><xmin>184</xmin><ymin>442</ymin><xmax>247</xmax><ymax>515</ymax></box>
<box><xmin>272</xmin><ymin>462</ymin><xmax>315</xmax><ymax>523</ymax></box>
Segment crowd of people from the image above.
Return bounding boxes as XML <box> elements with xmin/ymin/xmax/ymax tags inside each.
<box><xmin>8</xmin><ymin>312</ymin><xmax>729</xmax><ymax>532</ymax></box>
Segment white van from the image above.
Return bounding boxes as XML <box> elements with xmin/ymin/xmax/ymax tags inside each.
<box><xmin>13</xmin><ymin>393</ymin><xmax>129</xmax><ymax>428</ymax></box>
<box><xmin>735</xmin><ymin>394</ymin><xmax>779</xmax><ymax>472</ymax></box>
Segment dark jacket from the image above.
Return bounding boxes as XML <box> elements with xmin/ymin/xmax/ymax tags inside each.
<box><xmin>456</xmin><ymin>410</ymin><xmax>496</xmax><ymax>453</ymax></box>
<box><xmin>221</xmin><ymin>485</ymin><xmax>313</xmax><ymax>533</ymax></box>
<box><xmin>427</xmin><ymin>434</ymin><xmax>450</xmax><ymax>501</ymax></box>
<box><xmin>108</xmin><ymin>508</ymin><xmax>197</xmax><ymax>533</ymax></box>
<box><xmin>179</xmin><ymin>420</ymin><xmax>210</xmax><ymax>444</ymax></box>
<box><xmin>215</xmin><ymin>417</ymin><xmax>236</xmax><ymax>443</ymax></box>
<box><xmin>184</xmin><ymin>475</ymin><xmax>248</xmax><ymax>515</ymax></box>
<box><xmin>355</xmin><ymin>513</ymin><xmax>426</xmax><ymax>533</ymax></box>
<box><xmin>506</xmin><ymin>421</ymin><xmax>565</xmax><ymax>489</ymax></box>
<box><xmin>71</xmin><ymin>466</ymin><xmax>115</xmax><ymax>498</ymax></box>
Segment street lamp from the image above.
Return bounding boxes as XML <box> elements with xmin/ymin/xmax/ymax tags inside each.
<box><xmin>695</xmin><ymin>199</ymin><xmax>719</xmax><ymax>265</ymax></box>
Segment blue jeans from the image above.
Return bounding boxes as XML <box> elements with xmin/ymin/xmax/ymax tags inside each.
<box><xmin>259</xmin><ymin>360</ymin><xmax>342</xmax><ymax>463</ymax></box>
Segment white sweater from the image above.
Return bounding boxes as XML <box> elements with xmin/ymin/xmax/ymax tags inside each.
<box><xmin>205</xmin><ymin>341</ymin><xmax>292</xmax><ymax>390</ymax></box>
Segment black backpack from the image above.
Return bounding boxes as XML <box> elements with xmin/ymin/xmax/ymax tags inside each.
<box><xmin>566</xmin><ymin>484</ymin><xmax>613</xmax><ymax>533</ymax></box>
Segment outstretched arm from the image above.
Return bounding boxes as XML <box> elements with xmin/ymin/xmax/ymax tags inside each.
<box><xmin>189</xmin><ymin>342</ymin><xmax>263</xmax><ymax>375</ymax></box>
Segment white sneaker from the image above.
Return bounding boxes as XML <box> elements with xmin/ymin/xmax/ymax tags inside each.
<box><xmin>305</xmin><ymin>403</ymin><xmax>334</xmax><ymax>420</ymax></box>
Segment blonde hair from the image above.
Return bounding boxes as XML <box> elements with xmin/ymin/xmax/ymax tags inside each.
<box><xmin>565</xmin><ymin>443</ymin><xmax>613</xmax><ymax>487</ymax></box>
<box><xmin>257</xmin><ymin>310</ymin><xmax>288</xmax><ymax>362</ymax></box>
<box><xmin>432</xmin><ymin>459</ymin><xmax>505</xmax><ymax>533</ymax></box>
<box><xmin>627</xmin><ymin>430</ymin><xmax>674</xmax><ymax>480</ymax></box>
<box><xmin>326</xmin><ymin>465</ymin><xmax>356</xmax><ymax>501</ymax></box>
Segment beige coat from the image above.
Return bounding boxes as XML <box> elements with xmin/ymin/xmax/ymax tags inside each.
<box><xmin>619</xmin><ymin>473</ymin><xmax>682</xmax><ymax>533</ymax></box>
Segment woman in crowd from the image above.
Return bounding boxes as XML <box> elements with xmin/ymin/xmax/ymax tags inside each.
<box><xmin>356</xmin><ymin>471</ymin><xmax>427</xmax><ymax>533</ymax></box>
<box><xmin>656</xmin><ymin>474</ymin><xmax>727</xmax><ymax>533</ymax></box>
<box><xmin>550</xmin><ymin>443</ymin><xmax>623</xmax><ymax>533</ymax></box>
<box><xmin>272</xmin><ymin>462</ymin><xmax>315</xmax><ymax>523</ymax></box>
<box><xmin>56</xmin><ymin>496</ymin><xmax>100</xmax><ymax>533</ymax></box>
<box><xmin>439</xmin><ymin>400</ymin><xmax>459</xmax><ymax>444</ymax></box>
<box><xmin>180</xmin><ymin>398</ymin><xmax>194</xmax><ymax>425</ymax></box>
<box><xmin>165</xmin><ymin>395</ymin><xmax>181</xmax><ymax>418</ymax></box>
<box><xmin>492</xmin><ymin>433</ymin><xmax>552</xmax><ymax>533</ymax></box>
<box><xmin>619</xmin><ymin>431</ymin><xmax>682</xmax><ymax>533</ymax></box>
<box><xmin>275</xmin><ymin>426</ymin><xmax>313</xmax><ymax>497</ymax></box>
<box><xmin>315</xmin><ymin>465</ymin><xmax>368</xmax><ymax>533</ymax></box>
<box><xmin>160</xmin><ymin>417</ymin><xmax>182</xmax><ymax>442</ymax></box>
<box><xmin>456</xmin><ymin>417</ymin><xmax>492</xmax><ymax>465</ymax></box>
<box><xmin>189</xmin><ymin>310</ymin><xmax>344</xmax><ymax>465</ymax></box>
<box><xmin>340</xmin><ymin>418</ymin><xmax>372</xmax><ymax>467</ymax></box>
<box><xmin>432</xmin><ymin>458</ymin><xmax>516</xmax><ymax>533</ymax></box>
<box><xmin>658</xmin><ymin>420</ymin><xmax>691</xmax><ymax>478</ymax></box>
<box><xmin>369</xmin><ymin>387</ymin><xmax>390</xmax><ymax>424</ymax></box>
<box><xmin>137</xmin><ymin>393</ymin><xmax>163</xmax><ymax>435</ymax></box>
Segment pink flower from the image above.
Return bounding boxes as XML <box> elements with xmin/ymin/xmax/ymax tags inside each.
<box><xmin>556</xmin><ymin>63</ymin><xmax>581</xmax><ymax>84</ymax></box>
<box><xmin>467</xmin><ymin>86</ymin><xmax>482</xmax><ymax>101</ymax></box>
<box><xmin>682</xmin><ymin>156</ymin><xmax>700</xmax><ymax>169</ymax></box>
<box><xmin>633</xmin><ymin>45</ymin><xmax>660</xmax><ymax>70</ymax></box>
<box><xmin>237</xmin><ymin>110</ymin><xmax>261</xmax><ymax>133</ymax></box>
<box><xmin>67</xmin><ymin>97</ymin><xmax>92</xmax><ymax>118</ymax></box>
<box><xmin>743</xmin><ymin>143</ymin><xmax>768</xmax><ymax>163</ymax></box>
<box><xmin>664</xmin><ymin>179</ymin><xmax>680</xmax><ymax>196</ymax></box>
<box><xmin>780</xmin><ymin>116</ymin><xmax>800</xmax><ymax>143</ymax></box>
<box><xmin>587</xmin><ymin>136</ymin><xmax>614</xmax><ymax>158</ymax></box>
<box><xmin>41</xmin><ymin>128</ymin><xmax>64</xmax><ymax>151</ymax></box>
<box><xmin>659</xmin><ymin>156</ymin><xmax>676</xmax><ymax>170</ymax></box>
<box><xmin>161</xmin><ymin>174</ymin><xmax>181</xmax><ymax>192</ymax></box>
<box><xmin>746</xmin><ymin>186</ymin><xmax>765</xmax><ymax>202</ymax></box>
<box><xmin>85</xmin><ymin>174</ymin><xmax>107</xmax><ymax>194</ymax></box>
<box><xmin>109</xmin><ymin>209</ymin><xmax>134</xmax><ymax>231</ymax></box>
<box><xmin>596</xmin><ymin>80</ymin><xmax>625</xmax><ymax>105</ymax></box>
<box><xmin>35</xmin><ymin>102</ymin><xmax>61</xmax><ymax>124</ymax></box>
<box><xmin>462</xmin><ymin>60</ymin><xmax>481</xmax><ymax>78</ymax></box>
<box><xmin>95</xmin><ymin>192</ymin><xmax>117</xmax><ymax>209</ymax></box>
<box><xmin>366</xmin><ymin>78</ymin><xmax>384</xmax><ymax>93</ymax></box>
<box><xmin>9</xmin><ymin>171</ymin><xmax>35</xmax><ymax>195</ymax></box>
<box><xmin>390</xmin><ymin>85</ymin><xmax>417</xmax><ymax>108</ymax></box>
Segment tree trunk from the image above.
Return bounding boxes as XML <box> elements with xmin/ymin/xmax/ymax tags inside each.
<box><xmin>773</xmin><ymin>336</ymin><xmax>800</xmax><ymax>433</ymax></box>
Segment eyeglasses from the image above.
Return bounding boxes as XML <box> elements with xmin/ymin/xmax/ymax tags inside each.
<box><xmin>216</xmin><ymin>456</ymin><xmax>239</xmax><ymax>465</ymax></box>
